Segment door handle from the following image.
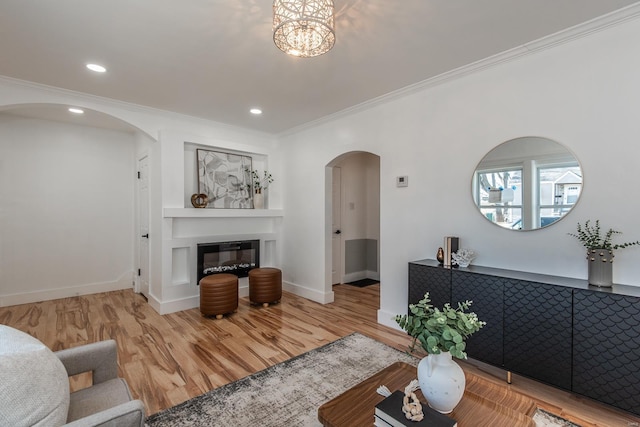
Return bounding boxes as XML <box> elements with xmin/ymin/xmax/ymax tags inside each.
<box><xmin>334</xmin><ymin>230</ymin><xmax>341</xmax><ymax>235</ymax></box>
<box><xmin>142</xmin><ymin>234</ymin><xmax>149</xmax><ymax>238</ymax></box>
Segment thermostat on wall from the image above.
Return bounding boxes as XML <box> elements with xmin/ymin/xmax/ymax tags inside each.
<box><xmin>397</xmin><ymin>176</ymin><xmax>408</xmax><ymax>187</ymax></box>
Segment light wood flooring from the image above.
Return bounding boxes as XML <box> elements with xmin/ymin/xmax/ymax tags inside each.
<box><xmin>1</xmin><ymin>284</ymin><xmax>638</xmax><ymax>426</ymax></box>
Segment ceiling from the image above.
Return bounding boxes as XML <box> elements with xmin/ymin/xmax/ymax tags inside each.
<box><xmin>1</xmin><ymin>0</ymin><xmax>639</xmax><ymax>134</ymax></box>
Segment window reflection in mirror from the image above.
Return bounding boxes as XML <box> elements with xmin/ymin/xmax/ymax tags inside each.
<box><xmin>472</xmin><ymin>137</ymin><xmax>583</xmax><ymax>231</ymax></box>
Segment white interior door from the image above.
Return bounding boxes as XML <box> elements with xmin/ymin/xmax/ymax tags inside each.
<box><xmin>332</xmin><ymin>167</ymin><xmax>342</xmax><ymax>285</ymax></box>
<box><xmin>138</xmin><ymin>155</ymin><xmax>150</xmax><ymax>297</ymax></box>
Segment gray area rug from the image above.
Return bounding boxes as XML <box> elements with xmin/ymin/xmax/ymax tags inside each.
<box><xmin>145</xmin><ymin>333</ymin><xmax>579</xmax><ymax>427</ymax></box>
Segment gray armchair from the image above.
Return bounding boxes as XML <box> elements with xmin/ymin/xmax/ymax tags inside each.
<box><xmin>55</xmin><ymin>340</ymin><xmax>145</xmax><ymax>427</ymax></box>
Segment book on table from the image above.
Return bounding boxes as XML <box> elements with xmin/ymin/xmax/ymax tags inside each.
<box><xmin>374</xmin><ymin>415</ymin><xmax>392</xmax><ymax>427</ymax></box>
<box><xmin>374</xmin><ymin>390</ymin><xmax>457</xmax><ymax>427</ymax></box>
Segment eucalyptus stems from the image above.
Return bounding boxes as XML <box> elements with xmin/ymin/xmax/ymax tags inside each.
<box><xmin>395</xmin><ymin>293</ymin><xmax>486</xmax><ymax>359</ymax></box>
<box><xmin>246</xmin><ymin>168</ymin><xmax>274</xmax><ymax>193</ymax></box>
<box><xmin>568</xmin><ymin>220</ymin><xmax>640</xmax><ymax>250</ymax></box>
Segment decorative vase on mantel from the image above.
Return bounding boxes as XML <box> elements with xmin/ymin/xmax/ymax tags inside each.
<box><xmin>588</xmin><ymin>248</ymin><xmax>614</xmax><ymax>287</ymax></box>
<box><xmin>417</xmin><ymin>351</ymin><xmax>465</xmax><ymax>414</ymax></box>
<box><xmin>253</xmin><ymin>189</ymin><xmax>264</xmax><ymax>209</ymax></box>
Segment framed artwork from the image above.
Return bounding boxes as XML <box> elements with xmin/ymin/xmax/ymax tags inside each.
<box><xmin>197</xmin><ymin>149</ymin><xmax>253</xmax><ymax>209</ymax></box>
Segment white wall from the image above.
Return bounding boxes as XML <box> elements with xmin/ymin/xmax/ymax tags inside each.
<box><xmin>365</xmin><ymin>155</ymin><xmax>381</xmax><ymax>242</ymax></box>
<box><xmin>2</xmin><ymin>16</ymin><xmax>639</xmax><ymax>324</ymax></box>
<box><xmin>0</xmin><ymin>115</ymin><xmax>136</xmax><ymax>305</ymax></box>
<box><xmin>280</xmin><ymin>16</ymin><xmax>640</xmax><ymax>328</ymax></box>
<box><xmin>0</xmin><ymin>83</ymin><xmax>280</xmax><ymax>310</ymax></box>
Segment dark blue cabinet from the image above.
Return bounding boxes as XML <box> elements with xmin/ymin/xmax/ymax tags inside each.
<box><xmin>503</xmin><ymin>280</ymin><xmax>573</xmax><ymax>390</ymax></box>
<box><xmin>573</xmin><ymin>290</ymin><xmax>640</xmax><ymax>414</ymax></box>
<box><xmin>408</xmin><ymin>260</ymin><xmax>450</xmax><ymax>309</ymax></box>
<box><xmin>408</xmin><ymin>259</ymin><xmax>640</xmax><ymax>416</ymax></box>
<box><xmin>452</xmin><ymin>269</ymin><xmax>504</xmax><ymax>367</ymax></box>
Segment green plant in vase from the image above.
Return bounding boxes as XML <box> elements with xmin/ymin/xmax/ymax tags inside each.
<box><xmin>568</xmin><ymin>219</ymin><xmax>640</xmax><ymax>250</ymax></box>
<box><xmin>568</xmin><ymin>219</ymin><xmax>640</xmax><ymax>287</ymax></box>
<box><xmin>394</xmin><ymin>293</ymin><xmax>485</xmax><ymax>359</ymax></box>
<box><xmin>394</xmin><ymin>292</ymin><xmax>486</xmax><ymax>413</ymax></box>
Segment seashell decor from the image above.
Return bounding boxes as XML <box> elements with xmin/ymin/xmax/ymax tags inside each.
<box><xmin>452</xmin><ymin>248</ymin><xmax>475</xmax><ymax>268</ymax></box>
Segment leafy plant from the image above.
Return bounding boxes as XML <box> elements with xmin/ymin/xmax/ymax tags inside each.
<box><xmin>394</xmin><ymin>293</ymin><xmax>486</xmax><ymax>359</ymax></box>
<box><xmin>568</xmin><ymin>220</ymin><xmax>640</xmax><ymax>250</ymax></box>
<box><xmin>246</xmin><ymin>169</ymin><xmax>274</xmax><ymax>192</ymax></box>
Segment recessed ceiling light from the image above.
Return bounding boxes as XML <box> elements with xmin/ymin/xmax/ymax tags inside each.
<box><xmin>86</xmin><ymin>63</ymin><xmax>107</xmax><ymax>73</ymax></box>
<box><xmin>250</xmin><ymin>108</ymin><xmax>262</xmax><ymax>115</ymax></box>
<box><xmin>68</xmin><ymin>107</ymin><xmax>84</xmax><ymax>114</ymax></box>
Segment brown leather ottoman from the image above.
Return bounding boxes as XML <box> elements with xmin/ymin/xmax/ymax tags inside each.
<box><xmin>248</xmin><ymin>267</ymin><xmax>282</xmax><ymax>307</ymax></box>
<box><xmin>199</xmin><ymin>273</ymin><xmax>238</xmax><ymax>319</ymax></box>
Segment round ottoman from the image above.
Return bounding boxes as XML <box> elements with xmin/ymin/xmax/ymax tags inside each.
<box><xmin>248</xmin><ymin>267</ymin><xmax>282</xmax><ymax>307</ymax></box>
<box><xmin>199</xmin><ymin>273</ymin><xmax>238</xmax><ymax>319</ymax></box>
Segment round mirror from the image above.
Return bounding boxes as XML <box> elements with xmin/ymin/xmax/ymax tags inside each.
<box><xmin>472</xmin><ymin>136</ymin><xmax>583</xmax><ymax>231</ymax></box>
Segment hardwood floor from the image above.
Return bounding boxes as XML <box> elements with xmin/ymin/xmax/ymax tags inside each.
<box><xmin>1</xmin><ymin>284</ymin><xmax>638</xmax><ymax>426</ymax></box>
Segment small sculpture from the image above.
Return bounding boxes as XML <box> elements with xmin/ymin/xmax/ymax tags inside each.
<box><xmin>376</xmin><ymin>380</ymin><xmax>424</xmax><ymax>422</ymax></box>
<box><xmin>452</xmin><ymin>248</ymin><xmax>475</xmax><ymax>268</ymax></box>
<box><xmin>191</xmin><ymin>193</ymin><xmax>209</xmax><ymax>208</ymax></box>
<box><xmin>436</xmin><ymin>247</ymin><xmax>445</xmax><ymax>264</ymax></box>
<box><xmin>401</xmin><ymin>379</ymin><xmax>424</xmax><ymax>421</ymax></box>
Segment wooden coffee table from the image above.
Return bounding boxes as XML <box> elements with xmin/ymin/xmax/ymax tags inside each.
<box><xmin>318</xmin><ymin>362</ymin><xmax>537</xmax><ymax>427</ymax></box>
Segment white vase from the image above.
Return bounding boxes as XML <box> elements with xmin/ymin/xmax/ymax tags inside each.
<box><xmin>253</xmin><ymin>192</ymin><xmax>264</xmax><ymax>209</ymax></box>
<box><xmin>417</xmin><ymin>351</ymin><xmax>465</xmax><ymax>414</ymax></box>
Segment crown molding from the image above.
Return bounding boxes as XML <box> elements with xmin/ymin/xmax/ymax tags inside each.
<box><xmin>0</xmin><ymin>75</ymin><xmax>163</xmax><ymax>115</ymax></box>
<box><xmin>279</xmin><ymin>2</ymin><xmax>640</xmax><ymax>137</ymax></box>
<box><xmin>0</xmin><ymin>75</ymin><xmax>274</xmax><ymax>138</ymax></box>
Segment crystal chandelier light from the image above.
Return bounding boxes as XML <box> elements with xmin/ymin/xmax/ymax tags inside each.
<box><xmin>273</xmin><ymin>0</ymin><xmax>335</xmax><ymax>58</ymax></box>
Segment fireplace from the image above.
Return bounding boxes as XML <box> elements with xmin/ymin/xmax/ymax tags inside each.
<box><xmin>197</xmin><ymin>240</ymin><xmax>259</xmax><ymax>284</ymax></box>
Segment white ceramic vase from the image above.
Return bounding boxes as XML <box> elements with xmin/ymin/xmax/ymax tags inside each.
<box><xmin>253</xmin><ymin>192</ymin><xmax>264</xmax><ymax>209</ymax></box>
<box><xmin>417</xmin><ymin>351</ymin><xmax>465</xmax><ymax>414</ymax></box>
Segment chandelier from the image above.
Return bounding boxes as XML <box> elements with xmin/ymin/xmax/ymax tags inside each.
<box><xmin>273</xmin><ymin>0</ymin><xmax>335</xmax><ymax>58</ymax></box>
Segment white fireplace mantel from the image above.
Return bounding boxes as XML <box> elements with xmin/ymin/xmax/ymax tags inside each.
<box><xmin>163</xmin><ymin>208</ymin><xmax>284</xmax><ymax>218</ymax></box>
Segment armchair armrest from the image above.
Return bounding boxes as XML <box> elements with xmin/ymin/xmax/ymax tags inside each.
<box><xmin>64</xmin><ymin>400</ymin><xmax>145</xmax><ymax>427</ymax></box>
<box><xmin>55</xmin><ymin>340</ymin><xmax>119</xmax><ymax>385</ymax></box>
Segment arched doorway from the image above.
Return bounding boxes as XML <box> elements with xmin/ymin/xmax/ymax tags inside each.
<box><xmin>326</xmin><ymin>151</ymin><xmax>380</xmax><ymax>298</ymax></box>
<box><xmin>0</xmin><ymin>103</ymin><xmax>155</xmax><ymax>305</ymax></box>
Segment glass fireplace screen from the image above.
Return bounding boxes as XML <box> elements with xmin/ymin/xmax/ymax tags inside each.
<box><xmin>197</xmin><ymin>240</ymin><xmax>259</xmax><ymax>283</ymax></box>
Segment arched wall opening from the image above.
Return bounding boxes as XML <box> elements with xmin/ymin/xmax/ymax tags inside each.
<box><xmin>0</xmin><ymin>103</ymin><xmax>156</xmax><ymax>306</ymax></box>
<box><xmin>0</xmin><ymin>103</ymin><xmax>156</xmax><ymax>141</ymax></box>
<box><xmin>325</xmin><ymin>151</ymin><xmax>381</xmax><ymax>300</ymax></box>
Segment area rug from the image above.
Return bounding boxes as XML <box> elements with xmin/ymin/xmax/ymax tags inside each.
<box><xmin>145</xmin><ymin>333</ymin><xmax>578</xmax><ymax>427</ymax></box>
<box><xmin>344</xmin><ymin>278</ymin><xmax>379</xmax><ymax>287</ymax></box>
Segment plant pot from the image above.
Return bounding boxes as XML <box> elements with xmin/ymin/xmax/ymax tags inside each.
<box><xmin>417</xmin><ymin>351</ymin><xmax>465</xmax><ymax>414</ymax></box>
<box><xmin>253</xmin><ymin>192</ymin><xmax>264</xmax><ymax>209</ymax></box>
<box><xmin>587</xmin><ymin>248</ymin><xmax>613</xmax><ymax>287</ymax></box>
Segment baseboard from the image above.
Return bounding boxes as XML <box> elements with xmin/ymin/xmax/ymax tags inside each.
<box><xmin>1</xmin><ymin>275</ymin><xmax>332</xmax><ymax>312</ymax></box>
<box><xmin>283</xmin><ymin>281</ymin><xmax>334</xmax><ymax>304</ymax></box>
<box><xmin>0</xmin><ymin>273</ymin><xmax>134</xmax><ymax>307</ymax></box>
<box><xmin>366</xmin><ymin>270</ymin><xmax>380</xmax><ymax>281</ymax></box>
<box><xmin>343</xmin><ymin>270</ymin><xmax>379</xmax><ymax>284</ymax></box>
<box><xmin>152</xmin><ymin>282</ymin><xmax>332</xmax><ymax>315</ymax></box>
<box><xmin>154</xmin><ymin>295</ymin><xmax>200</xmax><ymax>315</ymax></box>
<box><xmin>149</xmin><ymin>282</ymin><xmax>250</xmax><ymax>315</ymax></box>
<box><xmin>342</xmin><ymin>271</ymin><xmax>366</xmax><ymax>283</ymax></box>
<box><xmin>377</xmin><ymin>308</ymin><xmax>403</xmax><ymax>330</ymax></box>
<box><xmin>239</xmin><ymin>284</ymin><xmax>249</xmax><ymax>298</ymax></box>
